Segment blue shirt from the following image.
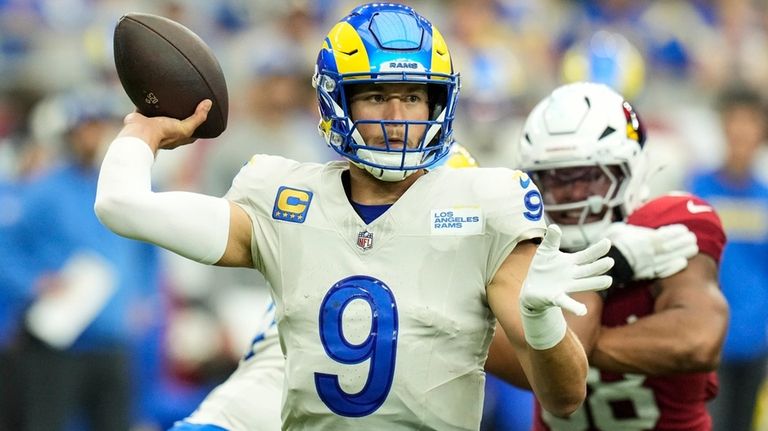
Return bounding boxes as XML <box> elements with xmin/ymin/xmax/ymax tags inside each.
<box><xmin>688</xmin><ymin>170</ymin><xmax>768</xmax><ymax>360</ymax></box>
<box><xmin>10</xmin><ymin>163</ymin><xmax>161</xmax><ymax>351</ymax></box>
<box><xmin>0</xmin><ymin>179</ymin><xmax>28</xmax><ymax>347</ymax></box>
<box><xmin>350</xmin><ymin>201</ymin><xmax>391</xmax><ymax>225</ymax></box>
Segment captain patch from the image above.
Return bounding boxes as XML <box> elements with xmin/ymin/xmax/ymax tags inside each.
<box><xmin>430</xmin><ymin>208</ymin><xmax>483</xmax><ymax>235</ymax></box>
<box><xmin>272</xmin><ymin>186</ymin><xmax>312</xmax><ymax>223</ymax></box>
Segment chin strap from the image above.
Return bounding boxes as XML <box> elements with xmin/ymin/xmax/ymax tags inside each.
<box><xmin>364</xmin><ymin>165</ymin><xmax>416</xmax><ymax>182</ymax></box>
<box><xmin>353</xmin><ymin>149</ymin><xmax>422</xmax><ymax>182</ymax></box>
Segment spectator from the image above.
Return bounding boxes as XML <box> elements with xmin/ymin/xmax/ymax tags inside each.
<box><xmin>688</xmin><ymin>84</ymin><xmax>768</xmax><ymax>431</ymax></box>
<box><xmin>0</xmin><ymin>149</ymin><xmax>25</xmax><ymax>431</ymax></box>
<box><xmin>7</xmin><ymin>87</ymin><xmax>163</xmax><ymax>431</ymax></box>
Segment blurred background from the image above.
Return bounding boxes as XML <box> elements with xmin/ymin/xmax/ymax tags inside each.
<box><xmin>1</xmin><ymin>0</ymin><xmax>767</xmax><ymax>430</ymax></box>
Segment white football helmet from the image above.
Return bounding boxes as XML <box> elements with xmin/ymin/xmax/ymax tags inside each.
<box><xmin>517</xmin><ymin>82</ymin><xmax>647</xmax><ymax>250</ymax></box>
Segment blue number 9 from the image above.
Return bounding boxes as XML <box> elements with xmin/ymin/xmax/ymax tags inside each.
<box><xmin>523</xmin><ymin>189</ymin><xmax>543</xmax><ymax>221</ymax></box>
<box><xmin>315</xmin><ymin>275</ymin><xmax>399</xmax><ymax>417</ymax></box>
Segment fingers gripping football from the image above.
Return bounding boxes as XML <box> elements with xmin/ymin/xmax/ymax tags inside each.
<box><xmin>122</xmin><ymin>100</ymin><xmax>212</xmax><ymax>151</ymax></box>
<box><xmin>113</xmin><ymin>13</ymin><xmax>228</xmax><ymax>138</ymax></box>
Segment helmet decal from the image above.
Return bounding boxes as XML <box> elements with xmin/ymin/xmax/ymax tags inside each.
<box><xmin>324</xmin><ymin>22</ymin><xmax>370</xmax><ymax>76</ymax></box>
<box><xmin>430</xmin><ymin>27</ymin><xmax>452</xmax><ymax>75</ymax></box>
<box><xmin>622</xmin><ymin>100</ymin><xmax>645</xmax><ymax>146</ymax></box>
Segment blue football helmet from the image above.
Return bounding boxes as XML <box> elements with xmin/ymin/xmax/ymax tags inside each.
<box><xmin>313</xmin><ymin>3</ymin><xmax>460</xmax><ymax>181</ymax></box>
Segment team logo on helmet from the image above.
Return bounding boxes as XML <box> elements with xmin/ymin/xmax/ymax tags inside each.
<box><xmin>380</xmin><ymin>59</ymin><xmax>426</xmax><ymax>72</ymax></box>
<box><xmin>622</xmin><ymin>101</ymin><xmax>644</xmax><ymax>146</ymax></box>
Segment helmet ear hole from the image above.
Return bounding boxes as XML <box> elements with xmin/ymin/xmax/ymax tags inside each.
<box><xmin>427</xmin><ymin>85</ymin><xmax>446</xmax><ymax>121</ymax></box>
<box><xmin>343</xmin><ymin>83</ymin><xmax>363</xmax><ymax>121</ymax></box>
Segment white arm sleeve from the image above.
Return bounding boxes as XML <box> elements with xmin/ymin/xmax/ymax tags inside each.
<box><xmin>94</xmin><ymin>137</ymin><xmax>230</xmax><ymax>265</ymax></box>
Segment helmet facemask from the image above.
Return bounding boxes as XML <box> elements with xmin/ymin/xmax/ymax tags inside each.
<box><xmin>529</xmin><ymin>163</ymin><xmax>631</xmax><ymax>251</ymax></box>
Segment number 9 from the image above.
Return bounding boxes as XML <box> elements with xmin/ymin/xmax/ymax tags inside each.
<box><xmin>315</xmin><ymin>275</ymin><xmax>399</xmax><ymax>417</ymax></box>
<box><xmin>524</xmin><ymin>189</ymin><xmax>543</xmax><ymax>221</ymax></box>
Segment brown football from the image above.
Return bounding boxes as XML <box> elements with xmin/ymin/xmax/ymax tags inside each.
<box><xmin>113</xmin><ymin>12</ymin><xmax>228</xmax><ymax>139</ymax></box>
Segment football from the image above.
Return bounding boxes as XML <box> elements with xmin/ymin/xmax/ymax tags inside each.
<box><xmin>113</xmin><ymin>12</ymin><xmax>228</xmax><ymax>139</ymax></box>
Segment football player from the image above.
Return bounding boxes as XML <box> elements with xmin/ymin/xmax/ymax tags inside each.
<box><xmin>95</xmin><ymin>4</ymin><xmax>615</xmax><ymax>429</ymax></box>
<box><xmin>169</xmin><ymin>140</ymin><xmax>700</xmax><ymax>431</ymax></box>
<box><xmin>510</xmin><ymin>82</ymin><xmax>729</xmax><ymax>430</ymax></box>
<box><xmin>168</xmin><ymin>144</ymin><xmax>476</xmax><ymax>431</ymax></box>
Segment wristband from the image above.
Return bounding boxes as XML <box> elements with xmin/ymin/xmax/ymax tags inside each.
<box><xmin>605</xmin><ymin>245</ymin><xmax>633</xmax><ymax>292</ymax></box>
<box><xmin>520</xmin><ymin>303</ymin><xmax>567</xmax><ymax>350</ymax></box>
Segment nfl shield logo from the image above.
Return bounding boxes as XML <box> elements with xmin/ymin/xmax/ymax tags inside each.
<box><xmin>357</xmin><ymin>231</ymin><xmax>374</xmax><ymax>251</ymax></box>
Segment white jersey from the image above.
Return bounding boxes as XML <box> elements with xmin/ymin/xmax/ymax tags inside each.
<box><xmin>225</xmin><ymin>156</ymin><xmax>546</xmax><ymax>431</ymax></box>
<box><xmin>182</xmin><ymin>302</ymin><xmax>283</xmax><ymax>431</ymax></box>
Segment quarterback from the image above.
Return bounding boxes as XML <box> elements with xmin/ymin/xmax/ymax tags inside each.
<box><xmin>95</xmin><ymin>4</ymin><xmax>614</xmax><ymax>430</ymax></box>
<box><xmin>171</xmin><ymin>145</ymin><xmax>477</xmax><ymax>431</ymax></box>
<box><xmin>516</xmin><ymin>82</ymin><xmax>728</xmax><ymax>431</ymax></box>
<box><xmin>170</xmin><ymin>144</ymin><xmax>700</xmax><ymax>431</ymax></box>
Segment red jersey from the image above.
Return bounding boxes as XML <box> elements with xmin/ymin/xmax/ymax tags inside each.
<box><xmin>534</xmin><ymin>193</ymin><xmax>726</xmax><ymax>431</ymax></box>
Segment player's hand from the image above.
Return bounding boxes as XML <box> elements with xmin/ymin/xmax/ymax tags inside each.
<box><xmin>118</xmin><ymin>99</ymin><xmax>212</xmax><ymax>152</ymax></box>
<box><xmin>606</xmin><ymin>222</ymin><xmax>698</xmax><ymax>280</ymax></box>
<box><xmin>520</xmin><ymin>224</ymin><xmax>613</xmax><ymax>317</ymax></box>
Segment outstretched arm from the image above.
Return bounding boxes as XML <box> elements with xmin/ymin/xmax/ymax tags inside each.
<box><xmin>486</xmin><ymin>221</ymin><xmax>702</xmax><ymax>384</ymax></box>
<box><xmin>590</xmin><ymin>254</ymin><xmax>727</xmax><ymax>374</ymax></box>
<box><xmin>94</xmin><ymin>100</ymin><xmax>254</xmax><ymax>268</ymax></box>
<box><xmin>486</xmin><ymin>291</ymin><xmax>602</xmax><ymax>389</ymax></box>
<box><xmin>487</xmin><ymin>226</ymin><xmax>612</xmax><ymax>417</ymax></box>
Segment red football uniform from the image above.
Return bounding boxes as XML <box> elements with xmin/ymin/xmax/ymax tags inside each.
<box><xmin>533</xmin><ymin>194</ymin><xmax>726</xmax><ymax>431</ymax></box>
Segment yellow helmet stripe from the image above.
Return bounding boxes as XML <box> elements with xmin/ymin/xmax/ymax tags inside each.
<box><xmin>326</xmin><ymin>22</ymin><xmax>370</xmax><ymax>75</ymax></box>
<box><xmin>430</xmin><ymin>27</ymin><xmax>452</xmax><ymax>74</ymax></box>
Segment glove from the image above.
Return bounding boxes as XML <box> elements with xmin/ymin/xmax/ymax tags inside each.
<box><xmin>606</xmin><ymin>222</ymin><xmax>698</xmax><ymax>280</ymax></box>
<box><xmin>520</xmin><ymin>224</ymin><xmax>614</xmax><ymax>350</ymax></box>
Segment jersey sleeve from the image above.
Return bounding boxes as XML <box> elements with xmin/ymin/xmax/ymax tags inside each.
<box><xmin>483</xmin><ymin>168</ymin><xmax>547</xmax><ymax>284</ymax></box>
<box><xmin>627</xmin><ymin>194</ymin><xmax>727</xmax><ymax>264</ymax></box>
<box><xmin>223</xmin><ymin>154</ymin><xmax>303</xmax><ymax>272</ymax></box>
